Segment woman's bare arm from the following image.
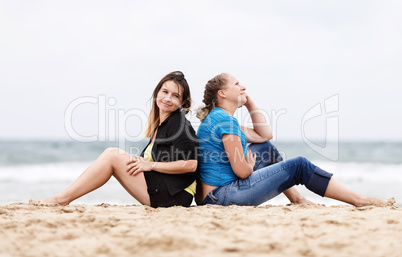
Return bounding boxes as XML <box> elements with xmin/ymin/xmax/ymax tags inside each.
<box><xmin>127</xmin><ymin>158</ymin><xmax>197</xmax><ymax>176</ymax></box>
<box><xmin>241</xmin><ymin>94</ymin><xmax>273</xmax><ymax>143</ymax></box>
<box><xmin>222</xmin><ymin>134</ymin><xmax>256</xmax><ymax>179</ymax></box>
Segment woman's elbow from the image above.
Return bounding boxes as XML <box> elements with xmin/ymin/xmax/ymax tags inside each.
<box><xmin>267</xmin><ymin>133</ymin><xmax>273</xmax><ymax>141</ymax></box>
<box><xmin>186</xmin><ymin>160</ymin><xmax>198</xmax><ymax>172</ymax></box>
<box><xmin>258</xmin><ymin>133</ymin><xmax>273</xmax><ymax>142</ymax></box>
<box><xmin>237</xmin><ymin>173</ymin><xmax>249</xmax><ymax>179</ymax></box>
<box><xmin>235</xmin><ymin>167</ymin><xmax>252</xmax><ymax>179</ymax></box>
<box><xmin>264</xmin><ymin>130</ymin><xmax>273</xmax><ymax>141</ymax></box>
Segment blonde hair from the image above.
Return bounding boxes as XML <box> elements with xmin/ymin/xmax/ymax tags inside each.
<box><xmin>196</xmin><ymin>73</ymin><xmax>229</xmax><ymax>121</ymax></box>
<box><xmin>144</xmin><ymin>71</ymin><xmax>191</xmax><ymax>138</ymax></box>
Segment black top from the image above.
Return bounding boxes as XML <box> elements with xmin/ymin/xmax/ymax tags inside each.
<box><xmin>140</xmin><ymin>109</ymin><xmax>198</xmax><ymax>196</ymax></box>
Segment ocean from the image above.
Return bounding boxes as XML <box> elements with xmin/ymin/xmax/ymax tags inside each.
<box><xmin>0</xmin><ymin>140</ymin><xmax>401</xmax><ymax>206</ymax></box>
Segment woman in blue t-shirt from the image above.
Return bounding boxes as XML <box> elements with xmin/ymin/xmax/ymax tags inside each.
<box><xmin>195</xmin><ymin>73</ymin><xmax>395</xmax><ymax>207</ymax></box>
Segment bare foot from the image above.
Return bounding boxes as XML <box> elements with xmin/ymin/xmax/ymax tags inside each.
<box><xmin>34</xmin><ymin>195</ymin><xmax>69</xmax><ymax>206</ymax></box>
<box><xmin>291</xmin><ymin>197</ymin><xmax>316</xmax><ymax>205</ymax></box>
<box><xmin>28</xmin><ymin>199</ymin><xmax>58</xmax><ymax>206</ymax></box>
<box><xmin>355</xmin><ymin>197</ymin><xmax>395</xmax><ymax>207</ymax></box>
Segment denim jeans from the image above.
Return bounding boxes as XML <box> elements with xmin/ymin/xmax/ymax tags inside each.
<box><xmin>200</xmin><ymin>141</ymin><xmax>333</xmax><ymax>206</ymax></box>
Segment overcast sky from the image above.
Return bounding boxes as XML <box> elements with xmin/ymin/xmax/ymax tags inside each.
<box><xmin>1</xmin><ymin>0</ymin><xmax>401</xmax><ymax>142</ymax></box>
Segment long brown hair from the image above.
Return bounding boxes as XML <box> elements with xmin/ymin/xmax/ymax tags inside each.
<box><xmin>144</xmin><ymin>71</ymin><xmax>191</xmax><ymax>138</ymax></box>
<box><xmin>196</xmin><ymin>73</ymin><xmax>229</xmax><ymax>121</ymax></box>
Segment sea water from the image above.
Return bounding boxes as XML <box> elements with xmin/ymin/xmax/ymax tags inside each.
<box><xmin>0</xmin><ymin>140</ymin><xmax>401</xmax><ymax>206</ymax></box>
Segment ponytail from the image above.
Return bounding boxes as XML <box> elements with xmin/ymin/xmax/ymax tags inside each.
<box><xmin>196</xmin><ymin>100</ymin><xmax>216</xmax><ymax>121</ymax></box>
<box><xmin>196</xmin><ymin>73</ymin><xmax>228</xmax><ymax>121</ymax></box>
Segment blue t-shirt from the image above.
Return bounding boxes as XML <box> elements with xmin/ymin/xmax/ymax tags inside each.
<box><xmin>197</xmin><ymin>107</ymin><xmax>247</xmax><ymax>186</ymax></box>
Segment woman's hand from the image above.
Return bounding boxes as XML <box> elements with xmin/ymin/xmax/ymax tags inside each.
<box><xmin>243</xmin><ymin>92</ymin><xmax>252</xmax><ymax>109</ymax></box>
<box><xmin>240</xmin><ymin>91</ymin><xmax>273</xmax><ymax>143</ymax></box>
<box><xmin>246</xmin><ymin>149</ymin><xmax>256</xmax><ymax>170</ymax></box>
<box><xmin>126</xmin><ymin>157</ymin><xmax>155</xmax><ymax>176</ymax></box>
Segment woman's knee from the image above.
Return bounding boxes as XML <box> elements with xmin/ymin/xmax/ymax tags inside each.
<box><xmin>102</xmin><ymin>147</ymin><xmax>127</xmax><ymax>161</ymax></box>
<box><xmin>101</xmin><ymin>147</ymin><xmax>129</xmax><ymax>170</ymax></box>
<box><xmin>260</xmin><ymin>142</ymin><xmax>282</xmax><ymax>159</ymax></box>
<box><xmin>293</xmin><ymin>156</ymin><xmax>312</xmax><ymax>167</ymax></box>
<box><xmin>249</xmin><ymin>141</ymin><xmax>271</xmax><ymax>152</ymax></box>
<box><xmin>103</xmin><ymin>147</ymin><xmax>118</xmax><ymax>155</ymax></box>
<box><xmin>249</xmin><ymin>141</ymin><xmax>280</xmax><ymax>156</ymax></box>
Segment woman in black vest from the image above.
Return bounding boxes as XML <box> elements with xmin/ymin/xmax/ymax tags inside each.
<box><xmin>40</xmin><ymin>71</ymin><xmax>198</xmax><ymax>207</ymax></box>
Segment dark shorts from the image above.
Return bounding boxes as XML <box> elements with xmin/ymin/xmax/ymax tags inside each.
<box><xmin>148</xmin><ymin>188</ymin><xmax>193</xmax><ymax>208</ymax></box>
<box><xmin>144</xmin><ymin>170</ymin><xmax>194</xmax><ymax>208</ymax></box>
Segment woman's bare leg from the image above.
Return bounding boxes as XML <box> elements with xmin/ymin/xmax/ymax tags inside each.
<box><xmin>283</xmin><ymin>187</ymin><xmax>315</xmax><ymax>205</ymax></box>
<box><xmin>40</xmin><ymin>147</ymin><xmax>150</xmax><ymax>205</ymax></box>
<box><xmin>324</xmin><ymin>177</ymin><xmax>395</xmax><ymax>207</ymax></box>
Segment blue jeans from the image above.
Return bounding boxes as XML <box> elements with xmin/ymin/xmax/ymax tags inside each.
<box><xmin>200</xmin><ymin>141</ymin><xmax>333</xmax><ymax>206</ymax></box>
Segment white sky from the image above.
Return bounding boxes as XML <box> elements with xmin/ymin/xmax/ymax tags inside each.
<box><xmin>1</xmin><ymin>0</ymin><xmax>401</xmax><ymax>142</ymax></box>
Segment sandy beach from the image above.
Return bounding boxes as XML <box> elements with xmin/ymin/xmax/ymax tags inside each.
<box><xmin>0</xmin><ymin>203</ymin><xmax>401</xmax><ymax>257</ymax></box>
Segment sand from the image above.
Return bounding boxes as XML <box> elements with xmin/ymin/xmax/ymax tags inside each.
<box><xmin>0</xmin><ymin>203</ymin><xmax>401</xmax><ymax>257</ymax></box>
